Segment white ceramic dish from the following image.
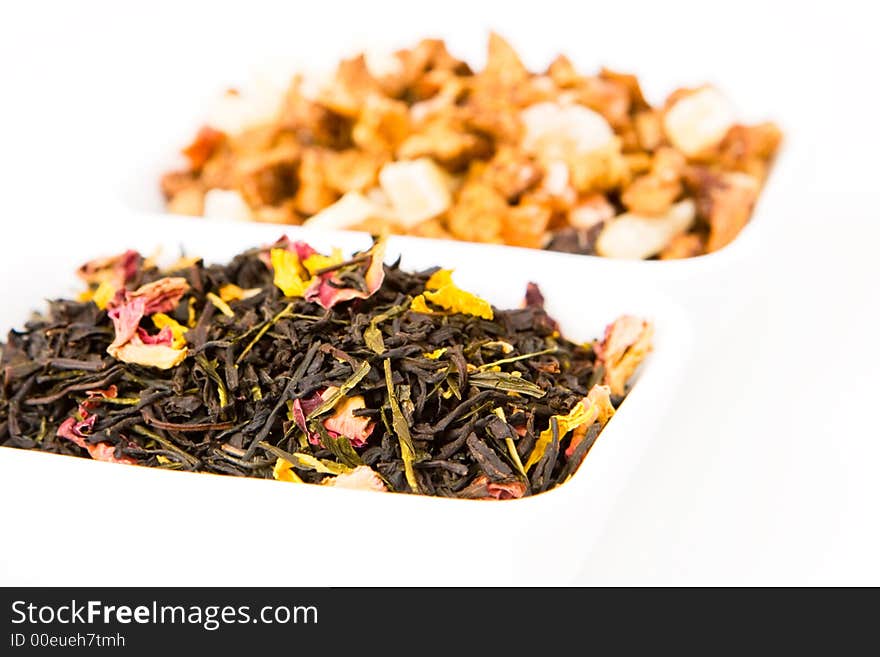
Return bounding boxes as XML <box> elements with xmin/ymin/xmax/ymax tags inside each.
<box><xmin>0</xmin><ymin>214</ymin><xmax>690</xmax><ymax>586</ymax></box>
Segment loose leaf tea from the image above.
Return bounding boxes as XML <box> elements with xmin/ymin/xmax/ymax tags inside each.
<box><xmin>0</xmin><ymin>236</ymin><xmax>653</xmax><ymax>499</ymax></box>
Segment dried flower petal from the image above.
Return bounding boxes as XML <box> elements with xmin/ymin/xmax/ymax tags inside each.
<box><xmin>206</xmin><ymin>292</ymin><xmax>235</xmax><ymax>318</ymax></box>
<box><xmin>412</xmin><ymin>270</ymin><xmax>493</xmax><ymax>320</ymax></box>
<box><xmin>596</xmin><ymin>316</ymin><xmax>654</xmax><ymax>396</ymax></box>
<box><xmin>57</xmin><ymin>411</ymin><xmax>135</xmax><ymax>465</ymax></box>
<box><xmin>458</xmin><ymin>474</ymin><xmax>526</xmax><ymax>499</ymax></box>
<box><xmin>110</xmin><ymin>340</ymin><xmax>188</xmax><ymax>370</ymax></box>
<box><xmin>136</xmin><ymin>326</ymin><xmax>173</xmax><ymax>346</ymax></box>
<box><xmin>322</xmin><ymin>465</ymin><xmax>387</xmax><ymax>492</ymax></box>
<box><xmin>77</xmin><ymin>250</ymin><xmax>140</xmax><ymax>287</ymax></box>
<box><xmin>525</xmin><ymin>396</ymin><xmax>597</xmax><ymax>472</ymax></box>
<box><xmin>85</xmin><ymin>442</ymin><xmax>137</xmax><ymax>465</ymax></box>
<box><xmin>151</xmin><ymin>313</ymin><xmax>188</xmax><ymax>348</ymax></box>
<box><xmin>301</xmin><ymin>249</ymin><xmax>344</xmax><ymax>277</ymax></box>
<box><xmin>273</xmin><ymin>457</ymin><xmax>304</xmax><ymax>483</ymax></box>
<box><xmin>219</xmin><ymin>284</ymin><xmax>262</xmax><ymax>302</ymax></box>
<box><xmin>322</xmin><ymin>395</ymin><xmax>375</xmax><ymax>447</ymax></box>
<box><xmin>107</xmin><ymin>297</ymin><xmax>147</xmax><ymax>352</ymax></box>
<box><xmin>91</xmin><ymin>281</ymin><xmax>119</xmax><ymax>310</ymax></box>
<box><xmin>271</xmin><ymin>248</ymin><xmax>310</xmax><ymax>297</ymax></box>
<box><xmin>410</xmin><ymin>295</ymin><xmax>432</xmax><ymax>314</ymax></box>
<box><xmin>56</xmin><ymin>415</ymin><xmax>96</xmax><ymax>449</ymax></box>
<box><xmin>127</xmin><ymin>277</ymin><xmax>190</xmax><ymax>315</ymax></box>
<box><xmin>304</xmin><ymin>234</ymin><xmax>387</xmax><ymax>309</ymax></box>
<box><xmin>425</xmin><ymin>269</ymin><xmax>453</xmax><ymax>290</ymax></box>
<box><xmin>565</xmin><ymin>384</ymin><xmax>615</xmax><ymax>458</ymax></box>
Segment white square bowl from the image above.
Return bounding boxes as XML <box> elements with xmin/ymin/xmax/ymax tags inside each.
<box><xmin>0</xmin><ymin>214</ymin><xmax>691</xmax><ymax>586</ymax></box>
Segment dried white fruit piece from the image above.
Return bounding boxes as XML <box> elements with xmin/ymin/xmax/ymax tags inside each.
<box><xmin>378</xmin><ymin>158</ymin><xmax>451</xmax><ymax>227</ymax></box>
<box><xmin>542</xmin><ymin>160</ymin><xmax>571</xmax><ymax>197</ymax></box>
<box><xmin>298</xmin><ymin>69</ymin><xmax>334</xmax><ymax>102</ymax></box>
<box><xmin>203</xmin><ymin>189</ymin><xmax>252</xmax><ymax>221</ymax></box>
<box><xmin>303</xmin><ymin>191</ymin><xmax>387</xmax><ymax>230</ymax></box>
<box><xmin>596</xmin><ymin>199</ymin><xmax>696</xmax><ymax>259</ymax></box>
<box><xmin>205</xmin><ymin>77</ymin><xmax>286</xmax><ymax>134</ymax></box>
<box><xmin>167</xmin><ymin>187</ymin><xmax>204</xmax><ymax>217</ymax></box>
<box><xmin>704</xmin><ymin>171</ymin><xmax>760</xmax><ymax>252</ymax></box>
<box><xmin>521</xmin><ymin>102</ymin><xmax>614</xmax><ymax>162</ymax></box>
<box><xmin>569</xmin><ymin>193</ymin><xmax>615</xmax><ymax>229</ymax></box>
<box><xmin>663</xmin><ymin>87</ymin><xmax>736</xmax><ymax>157</ymax></box>
<box><xmin>364</xmin><ymin>186</ymin><xmax>392</xmax><ymax>208</ymax></box>
<box><xmin>364</xmin><ymin>49</ymin><xmax>404</xmax><ymax>80</ymax></box>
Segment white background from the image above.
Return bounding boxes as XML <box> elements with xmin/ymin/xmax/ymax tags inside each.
<box><xmin>1</xmin><ymin>0</ymin><xmax>879</xmax><ymax>584</ymax></box>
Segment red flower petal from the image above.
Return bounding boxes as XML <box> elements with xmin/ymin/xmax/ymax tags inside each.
<box><xmin>322</xmin><ymin>396</ymin><xmax>374</xmax><ymax>447</ymax></box>
<box><xmin>305</xmin><ymin>237</ymin><xmax>386</xmax><ymax>310</ymax></box>
<box><xmin>129</xmin><ymin>277</ymin><xmax>189</xmax><ymax>315</ymax></box>
<box><xmin>107</xmin><ymin>297</ymin><xmax>146</xmax><ymax>351</ymax></box>
<box><xmin>85</xmin><ymin>442</ymin><xmax>136</xmax><ymax>465</ymax></box>
<box><xmin>136</xmin><ymin>326</ymin><xmax>173</xmax><ymax>346</ymax></box>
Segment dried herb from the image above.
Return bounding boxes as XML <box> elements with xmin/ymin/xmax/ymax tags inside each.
<box><xmin>384</xmin><ymin>358</ymin><xmax>420</xmax><ymax>493</ymax></box>
<box><xmin>0</xmin><ymin>235</ymin><xmax>652</xmax><ymax>499</ymax></box>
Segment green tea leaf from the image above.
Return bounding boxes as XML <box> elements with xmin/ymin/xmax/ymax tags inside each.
<box><xmin>478</xmin><ymin>346</ymin><xmax>558</xmax><ymax>371</ymax></box>
<box><xmin>362</xmin><ymin>302</ymin><xmax>409</xmax><ymax>355</ymax></box>
<box><xmin>194</xmin><ymin>354</ymin><xmax>229</xmax><ymax>408</ymax></box>
<box><xmin>445</xmin><ymin>364</ymin><xmax>462</xmax><ymax>400</ymax></box>
<box><xmin>258</xmin><ymin>441</ymin><xmax>351</xmax><ymax>475</ymax></box>
<box><xmin>236</xmin><ymin>302</ymin><xmax>294</xmax><ymax>364</ymax></box>
<box><xmin>468</xmin><ymin>371</ymin><xmax>546</xmax><ymax>398</ymax></box>
<box><xmin>505</xmin><ymin>437</ymin><xmax>527</xmax><ymax>478</ymax></box>
<box><xmin>364</xmin><ymin>324</ymin><xmax>385</xmax><ymax>354</ymax></box>
<box><xmin>383</xmin><ymin>359</ymin><xmax>420</xmax><ymax>493</ymax></box>
<box><xmin>314</xmin><ymin>424</ymin><xmax>364</xmax><ymax>468</ymax></box>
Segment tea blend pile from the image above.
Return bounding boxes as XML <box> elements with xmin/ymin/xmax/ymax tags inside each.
<box><xmin>162</xmin><ymin>33</ymin><xmax>781</xmax><ymax>258</ymax></box>
<box><xmin>0</xmin><ymin>236</ymin><xmax>652</xmax><ymax>499</ymax></box>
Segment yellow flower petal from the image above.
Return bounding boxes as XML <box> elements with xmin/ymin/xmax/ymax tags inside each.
<box><xmin>219</xmin><ymin>284</ymin><xmax>261</xmax><ymax>302</ymax></box>
<box><xmin>206</xmin><ymin>292</ymin><xmax>235</xmax><ymax>318</ymax></box>
<box><xmin>524</xmin><ymin>398</ymin><xmax>599</xmax><ymax>472</ymax></box>
<box><xmin>80</xmin><ymin>281</ymin><xmax>118</xmax><ymax>309</ymax></box>
<box><xmin>92</xmin><ymin>281</ymin><xmax>118</xmax><ymax>310</ymax></box>
<box><xmin>187</xmin><ymin>297</ymin><xmax>197</xmax><ymax>328</ymax></box>
<box><xmin>414</xmin><ymin>271</ymin><xmax>494</xmax><ymax>320</ymax></box>
<box><xmin>302</xmin><ymin>248</ymin><xmax>344</xmax><ymax>277</ymax></box>
<box><xmin>426</xmin><ymin>269</ymin><xmax>454</xmax><ymax>290</ymax></box>
<box><xmin>271</xmin><ymin>248</ymin><xmax>310</xmax><ymax>297</ymax></box>
<box><xmin>423</xmin><ymin>348</ymin><xmax>447</xmax><ymax>359</ymax></box>
<box><xmin>424</xmin><ymin>285</ymin><xmax>493</xmax><ymax>320</ymax></box>
<box><xmin>273</xmin><ymin>457</ymin><xmax>304</xmax><ymax>483</ymax></box>
<box><xmin>410</xmin><ymin>295</ymin><xmax>432</xmax><ymax>314</ymax></box>
<box><xmin>152</xmin><ymin>313</ymin><xmax>188</xmax><ymax>349</ymax></box>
